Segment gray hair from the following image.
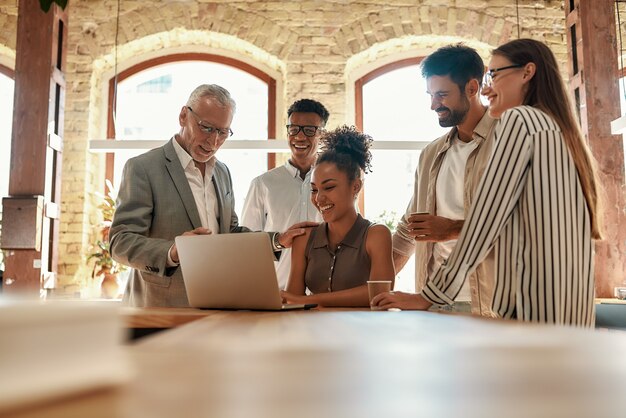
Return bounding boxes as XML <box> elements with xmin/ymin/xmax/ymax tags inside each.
<box><xmin>186</xmin><ymin>84</ymin><xmax>236</xmax><ymax>113</ymax></box>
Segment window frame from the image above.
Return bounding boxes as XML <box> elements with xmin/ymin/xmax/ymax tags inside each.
<box><xmin>105</xmin><ymin>53</ymin><xmax>277</xmax><ymax>185</ymax></box>
<box><xmin>0</xmin><ymin>63</ymin><xmax>15</xmax><ymax>263</ymax></box>
<box><xmin>353</xmin><ymin>56</ymin><xmax>425</xmax><ymax>214</ymax></box>
<box><xmin>0</xmin><ymin>63</ymin><xmax>14</xmax><ymax>78</ymax></box>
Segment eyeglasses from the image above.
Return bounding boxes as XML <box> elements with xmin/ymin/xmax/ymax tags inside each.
<box><xmin>286</xmin><ymin>124</ymin><xmax>323</xmax><ymax>137</ymax></box>
<box><xmin>482</xmin><ymin>64</ymin><xmax>524</xmax><ymax>88</ymax></box>
<box><xmin>187</xmin><ymin>106</ymin><xmax>233</xmax><ymax>139</ymax></box>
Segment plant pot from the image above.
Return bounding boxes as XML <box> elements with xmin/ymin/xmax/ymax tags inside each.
<box><xmin>100</xmin><ymin>272</ymin><xmax>119</xmax><ymax>299</ymax></box>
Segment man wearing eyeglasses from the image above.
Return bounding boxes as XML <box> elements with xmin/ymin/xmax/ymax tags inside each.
<box><xmin>241</xmin><ymin>99</ymin><xmax>328</xmax><ymax>289</ymax></box>
<box><xmin>380</xmin><ymin>45</ymin><xmax>498</xmax><ymax>316</ymax></box>
<box><xmin>110</xmin><ymin>85</ymin><xmax>315</xmax><ymax>307</ymax></box>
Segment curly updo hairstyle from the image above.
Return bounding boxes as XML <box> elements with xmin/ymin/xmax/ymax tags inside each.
<box><xmin>316</xmin><ymin>125</ymin><xmax>373</xmax><ymax>182</ymax></box>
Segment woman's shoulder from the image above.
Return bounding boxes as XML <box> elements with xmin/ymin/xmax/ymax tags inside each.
<box><xmin>364</xmin><ymin>222</ymin><xmax>392</xmax><ymax>240</ymax></box>
<box><xmin>293</xmin><ymin>223</ymin><xmax>323</xmax><ymax>250</ymax></box>
<box><xmin>501</xmin><ymin>106</ymin><xmax>559</xmax><ymax>133</ymax></box>
<box><xmin>363</xmin><ymin>223</ymin><xmax>392</xmax><ymax>256</ymax></box>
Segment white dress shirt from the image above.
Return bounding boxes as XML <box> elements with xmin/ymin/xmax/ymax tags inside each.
<box><xmin>431</xmin><ymin>134</ymin><xmax>479</xmax><ymax>302</ymax></box>
<box><xmin>241</xmin><ymin>161</ymin><xmax>322</xmax><ymax>289</ymax></box>
<box><xmin>167</xmin><ymin>138</ymin><xmax>220</xmax><ymax>266</ymax></box>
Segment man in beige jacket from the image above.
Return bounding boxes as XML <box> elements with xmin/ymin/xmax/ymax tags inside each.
<box><xmin>390</xmin><ymin>45</ymin><xmax>497</xmax><ymax>315</ymax></box>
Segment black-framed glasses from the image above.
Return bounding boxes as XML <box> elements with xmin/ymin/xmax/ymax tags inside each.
<box><xmin>187</xmin><ymin>106</ymin><xmax>233</xmax><ymax>138</ymax></box>
<box><xmin>482</xmin><ymin>64</ymin><xmax>524</xmax><ymax>88</ymax></box>
<box><xmin>286</xmin><ymin>124</ymin><xmax>323</xmax><ymax>137</ymax></box>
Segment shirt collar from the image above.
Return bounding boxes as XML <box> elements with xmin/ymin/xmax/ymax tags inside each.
<box><xmin>285</xmin><ymin>160</ymin><xmax>312</xmax><ymax>180</ymax></box>
<box><xmin>172</xmin><ymin>135</ymin><xmax>217</xmax><ymax>176</ymax></box>
<box><xmin>472</xmin><ymin>111</ymin><xmax>497</xmax><ymax>145</ymax></box>
<box><xmin>312</xmin><ymin>214</ymin><xmax>365</xmax><ymax>249</ymax></box>
<box><xmin>439</xmin><ymin>110</ymin><xmax>496</xmax><ymax>152</ymax></box>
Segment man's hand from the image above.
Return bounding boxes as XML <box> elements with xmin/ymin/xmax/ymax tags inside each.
<box><xmin>405</xmin><ymin>213</ymin><xmax>463</xmax><ymax>242</ymax></box>
<box><xmin>277</xmin><ymin>221</ymin><xmax>319</xmax><ymax>248</ymax></box>
<box><xmin>171</xmin><ymin>227</ymin><xmax>212</xmax><ymax>263</ymax></box>
<box><xmin>370</xmin><ymin>291</ymin><xmax>432</xmax><ymax>310</ymax></box>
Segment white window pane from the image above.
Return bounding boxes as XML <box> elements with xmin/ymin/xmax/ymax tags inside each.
<box><xmin>361</xmin><ymin>64</ymin><xmax>448</xmax><ymax>292</ymax></box>
<box><xmin>0</xmin><ymin>73</ymin><xmax>13</xmax><ymax>202</ymax></box>
<box><xmin>0</xmin><ymin>73</ymin><xmax>13</xmax><ymax>270</ymax></box>
<box><xmin>365</xmin><ymin>150</ymin><xmax>419</xmax><ymax>220</ymax></box>
<box><xmin>112</xmin><ymin>61</ymin><xmax>269</xmax><ymax>215</ymax></box>
<box><xmin>619</xmin><ymin>77</ymin><xmax>626</xmax><ymax>116</ymax></box>
<box><xmin>365</xmin><ymin>150</ymin><xmax>419</xmax><ymax>293</ymax></box>
<box><xmin>362</xmin><ymin>66</ymin><xmax>448</xmax><ymax>142</ymax></box>
<box><xmin>215</xmin><ymin>150</ymin><xmax>265</xmax><ymax>216</ymax></box>
<box><xmin>618</xmin><ymin>76</ymin><xmax>626</xmax><ymax>178</ymax></box>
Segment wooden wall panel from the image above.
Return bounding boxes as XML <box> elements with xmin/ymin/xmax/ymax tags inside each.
<box><xmin>565</xmin><ymin>0</ymin><xmax>626</xmax><ymax>297</ymax></box>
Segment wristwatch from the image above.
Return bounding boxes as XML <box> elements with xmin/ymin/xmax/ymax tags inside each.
<box><xmin>273</xmin><ymin>232</ymin><xmax>286</xmax><ymax>250</ymax></box>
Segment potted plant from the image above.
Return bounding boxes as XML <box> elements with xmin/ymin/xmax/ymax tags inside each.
<box><xmin>87</xmin><ymin>180</ymin><xmax>125</xmax><ymax>298</ymax></box>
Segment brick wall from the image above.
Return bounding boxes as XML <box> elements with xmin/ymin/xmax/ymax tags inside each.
<box><xmin>0</xmin><ymin>0</ymin><xmax>567</xmax><ymax>293</ymax></box>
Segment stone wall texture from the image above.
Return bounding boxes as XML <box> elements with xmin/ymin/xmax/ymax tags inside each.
<box><xmin>1</xmin><ymin>0</ymin><xmax>572</xmax><ymax>292</ymax></box>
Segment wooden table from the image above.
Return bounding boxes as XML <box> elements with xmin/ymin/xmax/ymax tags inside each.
<box><xmin>120</xmin><ymin>307</ymin><xmax>215</xmax><ymax>329</ymax></box>
<box><xmin>122</xmin><ymin>300</ymin><xmax>626</xmax><ymax>330</ymax></box>
<box><xmin>120</xmin><ymin>306</ymin><xmax>365</xmax><ymax>328</ymax></box>
<box><xmin>596</xmin><ymin>298</ymin><xmax>626</xmax><ymax>305</ymax></box>
<box><xmin>6</xmin><ymin>309</ymin><xmax>626</xmax><ymax>418</ymax></box>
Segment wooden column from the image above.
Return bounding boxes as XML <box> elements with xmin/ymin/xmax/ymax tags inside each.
<box><xmin>1</xmin><ymin>0</ymin><xmax>68</xmax><ymax>296</ymax></box>
<box><xmin>565</xmin><ymin>0</ymin><xmax>626</xmax><ymax>297</ymax></box>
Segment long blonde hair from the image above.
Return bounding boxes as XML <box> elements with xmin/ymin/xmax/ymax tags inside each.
<box><xmin>493</xmin><ymin>39</ymin><xmax>603</xmax><ymax>239</ymax></box>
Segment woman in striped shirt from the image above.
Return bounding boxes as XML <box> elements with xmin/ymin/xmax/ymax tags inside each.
<box><xmin>373</xmin><ymin>39</ymin><xmax>603</xmax><ymax>326</ymax></box>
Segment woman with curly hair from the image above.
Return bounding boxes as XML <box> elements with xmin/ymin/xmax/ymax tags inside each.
<box><xmin>281</xmin><ymin>125</ymin><xmax>395</xmax><ymax>307</ymax></box>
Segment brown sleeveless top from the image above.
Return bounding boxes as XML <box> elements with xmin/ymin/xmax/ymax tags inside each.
<box><xmin>304</xmin><ymin>214</ymin><xmax>373</xmax><ymax>294</ymax></box>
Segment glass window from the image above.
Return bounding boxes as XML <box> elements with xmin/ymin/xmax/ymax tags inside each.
<box><xmin>112</xmin><ymin>60</ymin><xmax>271</xmax><ymax>215</ymax></box>
<box><xmin>620</xmin><ymin>76</ymin><xmax>626</xmax><ymax>178</ymax></box>
<box><xmin>618</xmin><ymin>77</ymin><xmax>626</xmax><ymax>116</ymax></box>
<box><xmin>0</xmin><ymin>72</ymin><xmax>12</xmax><ymax>202</ymax></box>
<box><xmin>0</xmin><ymin>71</ymin><xmax>14</xmax><ymax>271</ymax></box>
<box><xmin>360</xmin><ymin>63</ymin><xmax>448</xmax><ymax>292</ymax></box>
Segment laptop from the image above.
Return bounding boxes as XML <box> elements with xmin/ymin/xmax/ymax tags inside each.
<box><xmin>176</xmin><ymin>232</ymin><xmax>316</xmax><ymax>310</ymax></box>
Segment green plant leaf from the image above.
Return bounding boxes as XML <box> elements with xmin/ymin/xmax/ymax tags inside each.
<box><xmin>86</xmin><ymin>179</ymin><xmax>126</xmax><ymax>275</ymax></box>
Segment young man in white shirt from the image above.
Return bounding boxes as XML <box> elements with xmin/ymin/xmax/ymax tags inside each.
<box><xmin>386</xmin><ymin>45</ymin><xmax>498</xmax><ymax>315</ymax></box>
<box><xmin>242</xmin><ymin>99</ymin><xmax>329</xmax><ymax>289</ymax></box>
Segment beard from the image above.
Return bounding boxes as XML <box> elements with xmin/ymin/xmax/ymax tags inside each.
<box><xmin>436</xmin><ymin>95</ymin><xmax>470</xmax><ymax>127</ymax></box>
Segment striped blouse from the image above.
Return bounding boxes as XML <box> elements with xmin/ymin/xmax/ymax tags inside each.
<box><xmin>422</xmin><ymin>106</ymin><xmax>595</xmax><ymax>327</ymax></box>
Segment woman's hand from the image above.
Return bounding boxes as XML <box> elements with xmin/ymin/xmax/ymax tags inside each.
<box><xmin>370</xmin><ymin>291</ymin><xmax>432</xmax><ymax>310</ymax></box>
<box><xmin>281</xmin><ymin>290</ymin><xmax>311</xmax><ymax>305</ymax></box>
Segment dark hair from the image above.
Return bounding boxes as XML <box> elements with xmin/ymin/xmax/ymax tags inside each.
<box><xmin>492</xmin><ymin>38</ymin><xmax>602</xmax><ymax>239</ymax></box>
<box><xmin>316</xmin><ymin>125</ymin><xmax>372</xmax><ymax>182</ymax></box>
<box><xmin>421</xmin><ymin>44</ymin><xmax>485</xmax><ymax>92</ymax></box>
<box><xmin>287</xmin><ymin>99</ymin><xmax>330</xmax><ymax>125</ymax></box>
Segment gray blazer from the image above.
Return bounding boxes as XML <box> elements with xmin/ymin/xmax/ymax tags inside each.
<box><xmin>110</xmin><ymin>138</ymin><xmax>251</xmax><ymax>307</ymax></box>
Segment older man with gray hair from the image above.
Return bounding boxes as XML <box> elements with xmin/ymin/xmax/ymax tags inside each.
<box><xmin>110</xmin><ymin>84</ymin><xmax>313</xmax><ymax>307</ymax></box>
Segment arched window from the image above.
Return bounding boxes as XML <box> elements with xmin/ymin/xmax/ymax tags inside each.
<box><xmin>355</xmin><ymin>57</ymin><xmax>448</xmax><ymax>292</ymax></box>
<box><xmin>106</xmin><ymin>53</ymin><xmax>276</xmax><ymax>215</ymax></box>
